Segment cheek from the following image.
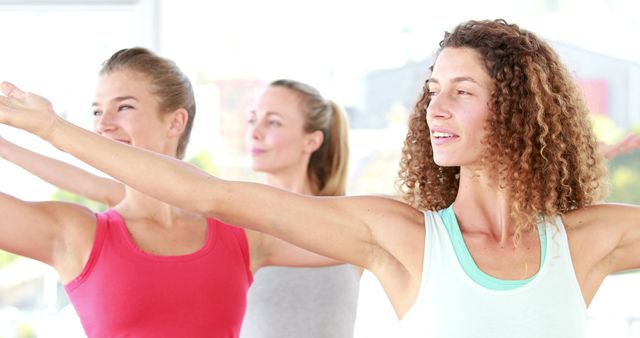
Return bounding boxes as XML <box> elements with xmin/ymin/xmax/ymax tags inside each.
<box><xmin>268</xmin><ymin>128</ymin><xmax>299</xmax><ymax>147</ymax></box>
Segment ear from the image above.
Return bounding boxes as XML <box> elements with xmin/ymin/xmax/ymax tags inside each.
<box><xmin>304</xmin><ymin>130</ymin><xmax>324</xmax><ymax>153</ymax></box>
<box><xmin>167</xmin><ymin>108</ymin><xmax>189</xmax><ymax>138</ymax></box>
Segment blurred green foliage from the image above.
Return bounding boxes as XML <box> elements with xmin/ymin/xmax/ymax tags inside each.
<box><xmin>0</xmin><ymin>250</ymin><xmax>19</xmax><ymax>268</ymax></box>
<box><xmin>187</xmin><ymin>150</ymin><xmax>218</xmax><ymax>175</ymax></box>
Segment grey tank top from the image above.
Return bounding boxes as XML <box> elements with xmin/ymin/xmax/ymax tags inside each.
<box><xmin>240</xmin><ymin>264</ymin><xmax>360</xmax><ymax>338</ymax></box>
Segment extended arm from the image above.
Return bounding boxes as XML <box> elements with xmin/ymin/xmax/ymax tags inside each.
<box><xmin>599</xmin><ymin>133</ymin><xmax>640</xmax><ymax>160</ymax></box>
<box><xmin>0</xmin><ymin>191</ymin><xmax>96</xmax><ymax>280</ymax></box>
<box><xmin>566</xmin><ymin>204</ymin><xmax>640</xmax><ymax>274</ymax></box>
<box><xmin>0</xmin><ymin>135</ymin><xmax>125</xmax><ymax>207</ymax></box>
<box><xmin>0</xmin><ymin>82</ymin><xmax>422</xmax><ymax>272</ymax></box>
<box><xmin>604</xmin><ymin>204</ymin><xmax>640</xmax><ymax>272</ymax></box>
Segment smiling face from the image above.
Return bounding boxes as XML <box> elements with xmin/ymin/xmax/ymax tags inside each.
<box><xmin>92</xmin><ymin>70</ymin><xmax>177</xmax><ymax>157</ymax></box>
<box><xmin>426</xmin><ymin>47</ymin><xmax>494</xmax><ymax>169</ymax></box>
<box><xmin>244</xmin><ymin>86</ymin><xmax>321</xmax><ymax>175</ymax></box>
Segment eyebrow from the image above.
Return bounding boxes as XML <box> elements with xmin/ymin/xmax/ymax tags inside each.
<box><xmin>248</xmin><ymin>110</ymin><xmax>284</xmax><ymax>118</ymax></box>
<box><xmin>428</xmin><ymin>76</ymin><xmax>480</xmax><ymax>85</ymax></box>
<box><xmin>91</xmin><ymin>96</ymin><xmax>139</xmax><ymax>107</ymax></box>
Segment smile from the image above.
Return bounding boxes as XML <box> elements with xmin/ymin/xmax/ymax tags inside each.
<box><xmin>433</xmin><ymin>131</ymin><xmax>454</xmax><ymax>138</ymax></box>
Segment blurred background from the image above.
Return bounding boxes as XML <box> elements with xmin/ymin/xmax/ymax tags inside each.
<box><xmin>0</xmin><ymin>0</ymin><xmax>638</xmax><ymax>337</ymax></box>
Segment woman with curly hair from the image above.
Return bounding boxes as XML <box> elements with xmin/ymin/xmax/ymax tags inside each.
<box><xmin>1</xmin><ymin>19</ymin><xmax>638</xmax><ymax>337</ymax></box>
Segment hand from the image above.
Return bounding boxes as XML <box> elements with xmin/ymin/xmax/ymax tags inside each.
<box><xmin>0</xmin><ymin>82</ymin><xmax>58</xmax><ymax>139</ymax></box>
<box><xmin>600</xmin><ymin>133</ymin><xmax>640</xmax><ymax>160</ymax></box>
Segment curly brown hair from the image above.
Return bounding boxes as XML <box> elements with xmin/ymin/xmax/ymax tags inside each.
<box><xmin>397</xmin><ymin>19</ymin><xmax>608</xmax><ymax>235</ymax></box>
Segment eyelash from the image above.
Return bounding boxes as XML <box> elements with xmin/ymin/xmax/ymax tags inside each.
<box><xmin>427</xmin><ymin>90</ymin><xmax>471</xmax><ymax>97</ymax></box>
<box><xmin>247</xmin><ymin>119</ymin><xmax>282</xmax><ymax>127</ymax></box>
<box><xmin>93</xmin><ymin>104</ymin><xmax>134</xmax><ymax>116</ymax></box>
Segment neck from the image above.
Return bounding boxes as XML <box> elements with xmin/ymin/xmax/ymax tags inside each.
<box><xmin>453</xmin><ymin>166</ymin><xmax>514</xmax><ymax>246</ymax></box>
<box><xmin>116</xmin><ymin>187</ymin><xmax>186</xmax><ymax>225</ymax></box>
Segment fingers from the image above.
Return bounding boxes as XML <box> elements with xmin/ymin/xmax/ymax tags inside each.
<box><xmin>0</xmin><ymin>81</ymin><xmax>26</xmax><ymax>99</ymax></box>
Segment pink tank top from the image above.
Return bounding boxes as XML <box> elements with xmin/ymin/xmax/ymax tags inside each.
<box><xmin>65</xmin><ymin>209</ymin><xmax>253</xmax><ymax>338</ymax></box>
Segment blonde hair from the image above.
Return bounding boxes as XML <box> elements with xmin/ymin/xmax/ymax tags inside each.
<box><xmin>270</xmin><ymin>79</ymin><xmax>349</xmax><ymax>196</ymax></box>
<box><xmin>397</xmin><ymin>19</ymin><xmax>607</xmax><ymax>237</ymax></box>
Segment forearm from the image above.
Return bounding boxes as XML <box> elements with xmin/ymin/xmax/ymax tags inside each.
<box><xmin>0</xmin><ymin>137</ymin><xmax>123</xmax><ymax>206</ymax></box>
<box><xmin>45</xmin><ymin>116</ymin><xmax>221</xmax><ymax>214</ymax></box>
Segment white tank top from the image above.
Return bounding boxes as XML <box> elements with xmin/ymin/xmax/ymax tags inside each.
<box><xmin>353</xmin><ymin>269</ymin><xmax>400</xmax><ymax>338</ymax></box>
<box><xmin>399</xmin><ymin>207</ymin><xmax>587</xmax><ymax>338</ymax></box>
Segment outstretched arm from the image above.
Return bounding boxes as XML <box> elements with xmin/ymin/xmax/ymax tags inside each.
<box><xmin>599</xmin><ymin>133</ymin><xmax>640</xmax><ymax>160</ymax></box>
<box><xmin>0</xmin><ymin>193</ymin><xmax>94</xmax><ymax>269</ymax></box>
<box><xmin>0</xmin><ymin>82</ymin><xmax>422</xmax><ymax>273</ymax></box>
<box><xmin>565</xmin><ymin>203</ymin><xmax>640</xmax><ymax>274</ymax></box>
<box><xmin>0</xmin><ymin>134</ymin><xmax>125</xmax><ymax>207</ymax></box>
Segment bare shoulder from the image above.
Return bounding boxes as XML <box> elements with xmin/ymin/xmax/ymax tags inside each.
<box><xmin>43</xmin><ymin>201</ymin><xmax>98</xmax><ymax>279</ymax></box>
<box><xmin>351</xmin><ymin>195</ymin><xmax>426</xmax><ymax>266</ymax></box>
<box><xmin>352</xmin><ymin>196</ymin><xmax>427</xmax><ymax>315</ymax></box>
<box><xmin>562</xmin><ymin>203</ymin><xmax>638</xmax><ymax>231</ymax></box>
<box><xmin>39</xmin><ymin>200</ymin><xmax>98</xmax><ymax>229</ymax></box>
<box><xmin>344</xmin><ymin>194</ymin><xmax>425</xmax><ymax>225</ymax></box>
<box><xmin>563</xmin><ymin>204</ymin><xmax>640</xmax><ymax>298</ymax></box>
<box><xmin>563</xmin><ymin>203</ymin><xmax>639</xmax><ymax>273</ymax></box>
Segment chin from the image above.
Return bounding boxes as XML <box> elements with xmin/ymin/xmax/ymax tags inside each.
<box><xmin>433</xmin><ymin>157</ymin><xmax>454</xmax><ymax>167</ymax></box>
<box><xmin>250</xmin><ymin>162</ymin><xmax>272</xmax><ymax>173</ymax></box>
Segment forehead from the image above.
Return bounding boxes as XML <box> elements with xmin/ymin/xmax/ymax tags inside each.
<box><xmin>94</xmin><ymin>70</ymin><xmax>155</xmax><ymax>102</ymax></box>
<box><xmin>253</xmin><ymin>86</ymin><xmax>304</xmax><ymax>116</ymax></box>
<box><xmin>430</xmin><ymin>47</ymin><xmax>492</xmax><ymax>86</ymax></box>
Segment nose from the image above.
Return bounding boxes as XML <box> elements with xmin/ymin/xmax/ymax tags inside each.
<box><xmin>248</xmin><ymin>120</ymin><xmax>265</xmax><ymax>141</ymax></box>
<box><xmin>94</xmin><ymin>109</ymin><xmax>117</xmax><ymax>134</ymax></box>
<box><xmin>425</xmin><ymin>92</ymin><xmax>452</xmax><ymax>122</ymax></box>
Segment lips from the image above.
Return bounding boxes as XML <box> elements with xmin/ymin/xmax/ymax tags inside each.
<box><xmin>433</xmin><ymin>131</ymin><xmax>454</xmax><ymax>138</ymax></box>
<box><xmin>430</xmin><ymin>128</ymin><xmax>459</xmax><ymax>145</ymax></box>
<box><xmin>250</xmin><ymin>148</ymin><xmax>266</xmax><ymax>156</ymax></box>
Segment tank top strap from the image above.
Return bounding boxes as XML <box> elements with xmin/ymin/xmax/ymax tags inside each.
<box><xmin>64</xmin><ymin>210</ymin><xmax>110</xmax><ymax>291</ymax></box>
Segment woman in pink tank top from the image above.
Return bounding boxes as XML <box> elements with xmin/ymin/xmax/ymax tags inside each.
<box><xmin>0</xmin><ymin>49</ymin><xmax>354</xmax><ymax>338</ymax></box>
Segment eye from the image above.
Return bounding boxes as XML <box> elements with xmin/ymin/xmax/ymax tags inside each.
<box><xmin>457</xmin><ymin>90</ymin><xmax>471</xmax><ymax>95</ymax></box>
<box><xmin>268</xmin><ymin>120</ymin><xmax>282</xmax><ymax>127</ymax></box>
<box><xmin>118</xmin><ymin>104</ymin><xmax>133</xmax><ymax>112</ymax></box>
<box><xmin>247</xmin><ymin>116</ymin><xmax>256</xmax><ymax>125</ymax></box>
<box><xmin>93</xmin><ymin>110</ymin><xmax>103</xmax><ymax>116</ymax></box>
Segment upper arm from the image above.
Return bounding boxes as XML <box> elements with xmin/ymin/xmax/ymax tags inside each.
<box><xmin>608</xmin><ymin>204</ymin><xmax>640</xmax><ymax>272</ymax></box>
<box><xmin>210</xmin><ymin>183</ymin><xmax>423</xmax><ymax>273</ymax></box>
<box><xmin>0</xmin><ymin>192</ymin><xmax>95</xmax><ymax>268</ymax></box>
<box><xmin>566</xmin><ymin>204</ymin><xmax>640</xmax><ymax>274</ymax></box>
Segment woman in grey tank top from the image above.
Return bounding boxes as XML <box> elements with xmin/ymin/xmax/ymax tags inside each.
<box><xmin>240</xmin><ymin>79</ymin><xmax>358</xmax><ymax>338</ymax></box>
